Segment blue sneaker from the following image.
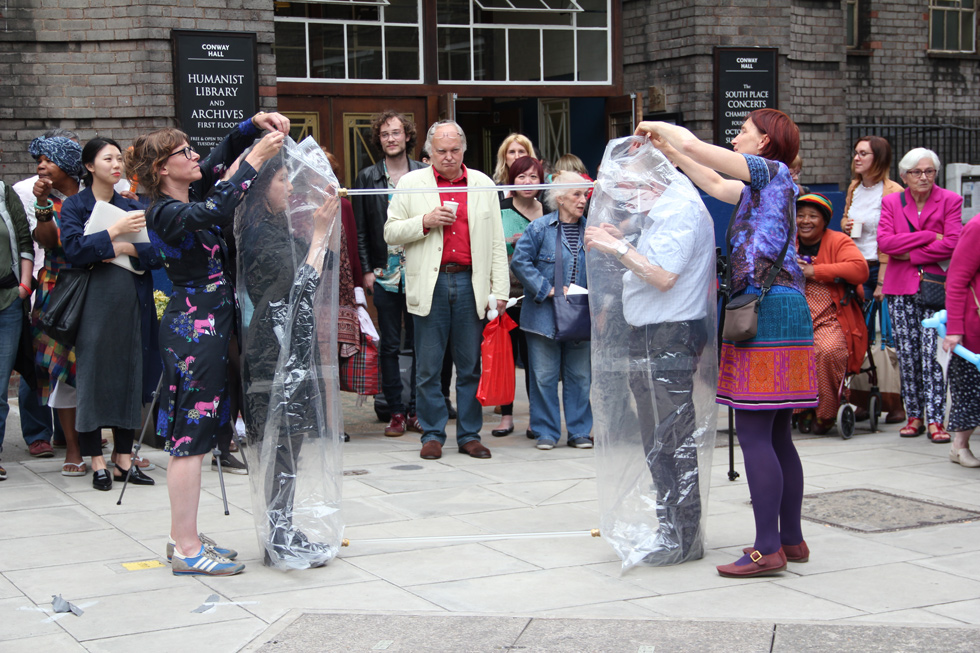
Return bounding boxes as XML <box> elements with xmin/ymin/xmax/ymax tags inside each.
<box><xmin>172</xmin><ymin>545</ymin><xmax>244</xmax><ymax>576</ymax></box>
<box><xmin>535</xmin><ymin>438</ymin><xmax>556</xmax><ymax>450</ymax></box>
<box><xmin>167</xmin><ymin>534</ymin><xmax>238</xmax><ymax>562</ymax></box>
<box><xmin>567</xmin><ymin>437</ymin><xmax>594</xmax><ymax>449</ymax></box>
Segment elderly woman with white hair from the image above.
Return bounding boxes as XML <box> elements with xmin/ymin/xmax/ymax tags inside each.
<box><xmin>511</xmin><ymin>171</ymin><xmax>593</xmax><ymax>450</ymax></box>
<box><xmin>878</xmin><ymin>147</ymin><xmax>963</xmax><ymax>442</ymax></box>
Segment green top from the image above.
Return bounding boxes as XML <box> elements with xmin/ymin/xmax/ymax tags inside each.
<box><xmin>499</xmin><ymin>197</ymin><xmax>533</xmax><ymax>257</ymax></box>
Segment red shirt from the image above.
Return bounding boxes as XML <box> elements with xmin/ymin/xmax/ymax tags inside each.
<box><xmin>435</xmin><ymin>166</ymin><xmax>471</xmax><ymax>265</ymax></box>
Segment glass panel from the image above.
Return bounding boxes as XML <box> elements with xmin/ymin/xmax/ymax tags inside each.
<box><xmin>931</xmin><ymin>9</ymin><xmax>945</xmax><ymax>48</ymax></box>
<box><xmin>542</xmin><ymin>30</ymin><xmax>574</xmax><ymax>81</ymax></box>
<box><xmin>274</xmin><ymin>22</ymin><xmax>307</xmax><ymax>78</ymax></box>
<box><xmin>385</xmin><ymin>0</ymin><xmax>418</xmax><ymax>23</ymax></box>
<box><xmin>438</xmin><ymin>0</ymin><xmax>471</xmax><ymax>25</ymax></box>
<box><xmin>846</xmin><ymin>1</ymin><xmax>856</xmax><ymax>48</ymax></box>
<box><xmin>386</xmin><ymin>26</ymin><xmax>420</xmax><ymax>79</ymax></box>
<box><xmin>494</xmin><ymin>10</ymin><xmax>570</xmax><ymax>26</ymax></box>
<box><xmin>508</xmin><ymin>29</ymin><xmax>541</xmax><ymax>81</ymax></box>
<box><xmin>576</xmin><ymin>0</ymin><xmax>607</xmax><ymax>28</ymax></box>
<box><xmin>964</xmin><ymin>11</ymin><xmax>977</xmax><ymax>51</ymax></box>
<box><xmin>945</xmin><ymin>10</ymin><xmax>961</xmax><ymax>50</ymax></box>
<box><xmin>438</xmin><ymin>27</ymin><xmax>472</xmax><ymax>80</ymax></box>
<box><xmin>473</xmin><ymin>27</ymin><xmax>506</xmax><ymax>80</ymax></box>
<box><xmin>309</xmin><ymin>22</ymin><xmax>346</xmax><ymax>78</ymax></box>
<box><xmin>349</xmin><ymin>24</ymin><xmax>383</xmax><ymax>78</ymax></box>
<box><xmin>576</xmin><ymin>30</ymin><xmax>606</xmax><ymax>81</ymax></box>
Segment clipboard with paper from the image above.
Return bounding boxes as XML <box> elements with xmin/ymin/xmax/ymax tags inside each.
<box><xmin>84</xmin><ymin>200</ymin><xmax>149</xmax><ymax>274</ymax></box>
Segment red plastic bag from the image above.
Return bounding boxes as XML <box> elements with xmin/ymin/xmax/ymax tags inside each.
<box><xmin>476</xmin><ymin>312</ymin><xmax>517</xmax><ymax>407</ymax></box>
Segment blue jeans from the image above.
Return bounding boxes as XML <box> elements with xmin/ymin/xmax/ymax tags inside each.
<box><xmin>525</xmin><ymin>331</ymin><xmax>593</xmax><ymax>444</ymax></box>
<box><xmin>0</xmin><ymin>300</ymin><xmax>24</xmax><ymax>452</ymax></box>
<box><xmin>373</xmin><ymin>282</ymin><xmax>416</xmax><ymax>415</ymax></box>
<box><xmin>19</xmin><ymin>377</ymin><xmax>58</xmax><ymax>445</ymax></box>
<box><xmin>413</xmin><ymin>271</ymin><xmax>483</xmax><ymax>447</ymax></box>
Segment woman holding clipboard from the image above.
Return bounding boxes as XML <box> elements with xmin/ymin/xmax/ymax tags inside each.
<box><xmin>61</xmin><ymin>137</ymin><xmax>162</xmax><ymax>491</ymax></box>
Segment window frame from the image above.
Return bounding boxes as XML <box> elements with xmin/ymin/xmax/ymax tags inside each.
<box><xmin>928</xmin><ymin>0</ymin><xmax>977</xmax><ymax>54</ymax></box>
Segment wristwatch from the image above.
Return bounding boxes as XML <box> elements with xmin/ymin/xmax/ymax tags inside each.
<box><xmin>614</xmin><ymin>241</ymin><xmax>629</xmax><ymax>259</ymax></box>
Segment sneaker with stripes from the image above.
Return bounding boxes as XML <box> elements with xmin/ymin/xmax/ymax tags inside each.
<box><xmin>171</xmin><ymin>545</ymin><xmax>244</xmax><ymax>576</ymax></box>
<box><xmin>166</xmin><ymin>533</ymin><xmax>238</xmax><ymax>562</ymax></box>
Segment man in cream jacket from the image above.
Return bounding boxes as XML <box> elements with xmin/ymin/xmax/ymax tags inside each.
<box><xmin>385</xmin><ymin>120</ymin><xmax>509</xmax><ymax>460</ymax></box>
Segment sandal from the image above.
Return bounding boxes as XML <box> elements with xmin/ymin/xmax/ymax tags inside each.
<box><xmin>928</xmin><ymin>423</ymin><xmax>951</xmax><ymax>444</ymax></box>
<box><xmin>61</xmin><ymin>461</ymin><xmax>87</xmax><ymax>477</ymax></box>
<box><xmin>899</xmin><ymin>418</ymin><xmax>925</xmax><ymax>438</ymax></box>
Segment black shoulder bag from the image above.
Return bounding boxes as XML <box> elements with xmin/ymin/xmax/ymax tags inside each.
<box><xmin>39</xmin><ymin>267</ymin><xmax>91</xmax><ymax>346</ymax></box>
<box><xmin>552</xmin><ymin>223</ymin><xmax>591</xmax><ymax>342</ymax></box>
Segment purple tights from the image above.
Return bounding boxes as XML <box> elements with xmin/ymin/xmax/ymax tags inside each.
<box><xmin>732</xmin><ymin>408</ymin><xmax>804</xmax><ymax>565</ymax></box>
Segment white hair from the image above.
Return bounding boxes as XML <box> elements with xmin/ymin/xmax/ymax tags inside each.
<box><xmin>424</xmin><ymin>120</ymin><xmax>467</xmax><ymax>155</ymax></box>
<box><xmin>898</xmin><ymin>148</ymin><xmax>941</xmax><ymax>176</ymax></box>
<box><xmin>546</xmin><ymin>171</ymin><xmax>585</xmax><ymax>208</ymax></box>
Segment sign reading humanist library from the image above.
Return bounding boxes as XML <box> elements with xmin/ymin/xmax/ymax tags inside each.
<box><xmin>172</xmin><ymin>30</ymin><xmax>258</xmax><ymax>156</ymax></box>
<box><xmin>713</xmin><ymin>48</ymin><xmax>778</xmax><ymax>149</ymax></box>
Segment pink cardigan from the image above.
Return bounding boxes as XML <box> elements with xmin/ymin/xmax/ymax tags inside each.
<box><xmin>878</xmin><ymin>186</ymin><xmax>963</xmax><ymax>296</ymax></box>
<box><xmin>946</xmin><ymin>214</ymin><xmax>980</xmax><ymax>351</ymax></box>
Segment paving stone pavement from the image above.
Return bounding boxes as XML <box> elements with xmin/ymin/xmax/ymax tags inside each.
<box><xmin>2</xmin><ymin>382</ymin><xmax>980</xmax><ymax>652</ymax></box>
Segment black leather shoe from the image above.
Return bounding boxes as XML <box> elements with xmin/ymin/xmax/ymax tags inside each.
<box><xmin>113</xmin><ymin>465</ymin><xmax>155</xmax><ymax>485</ymax></box>
<box><xmin>491</xmin><ymin>426</ymin><xmax>514</xmax><ymax>437</ymax></box>
<box><xmin>445</xmin><ymin>398</ymin><xmax>457</xmax><ymax>420</ymax></box>
<box><xmin>93</xmin><ymin>469</ymin><xmax>112</xmax><ymax>491</ymax></box>
<box><xmin>526</xmin><ymin>429</ymin><xmax>537</xmax><ymax>440</ymax></box>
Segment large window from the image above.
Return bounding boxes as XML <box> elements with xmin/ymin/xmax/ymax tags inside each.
<box><xmin>273</xmin><ymin>0</ymin><xmax>612</xmax><ymax>85</ymax></box>
<box><xmin>929</xmin><ymin>0</ymin><xmax>976</xmax><ymax>53</ymax></box>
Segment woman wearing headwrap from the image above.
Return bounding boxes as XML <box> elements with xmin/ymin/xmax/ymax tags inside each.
<box><xmin>27</xmin><ymin>135</ymin><xmax>85</xmax><ymax>478</ymax></box>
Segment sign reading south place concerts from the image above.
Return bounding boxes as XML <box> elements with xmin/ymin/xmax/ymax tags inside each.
<box><xmin>172</xmin><ymin>30</ymin><xmax>258</xmax><ymax>156</ymax></box>
<box><xmin>713</xmin><ymin>48</ymin><xmax>778</xmax><ymax>149</ymax></box>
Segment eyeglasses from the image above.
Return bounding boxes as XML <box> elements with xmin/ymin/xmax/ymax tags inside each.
<box><xmin>852</xmin><ymin>150</ymin><xmax>873</xmax><ymax>158</ymax></box>
<box><xmin>380</xmin><ymin>130</ymin><xmax>404</xmax><ymax>141</ymax></box>
<box><xmin>167</xmin><ymin>146</ymin><xmax>196</xmax><ymax>160</ymax></box>
<box><xmin>906</xmin><ymin>168</ymin><xmax>937</xmax><ymax>179</ymax></box>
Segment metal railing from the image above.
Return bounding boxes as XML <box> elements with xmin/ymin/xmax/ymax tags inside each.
<box><xmin>847</xmin><ymin>117</ymin><xmax>980</xmax><ymax>187</ymax></box>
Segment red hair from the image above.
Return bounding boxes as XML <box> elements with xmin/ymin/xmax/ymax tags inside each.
<box><xmin>747</xmin><ymin>109</ymin><xmax>799</xmax><ymax>168</ymax></box>
<box><xmin>507</xmin><ymin>156</ymin><xmax>543</xmax><ymax>185</ymax></box>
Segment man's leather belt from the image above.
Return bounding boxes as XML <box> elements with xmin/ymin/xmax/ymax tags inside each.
<box><xmin>439</xmin><ymin>264</ymin><xmax>472</xmax><ymax>274</ymax></box>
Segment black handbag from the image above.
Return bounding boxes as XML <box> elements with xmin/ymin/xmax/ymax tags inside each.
<box><xmin>552</xmin><ymin>223</ymin><xmax>591</xmax><ymax>342</ymax></box>
<box><xmin>39</xmin><ymin>267</ymin><xmax>90</xmax><ymax>346</ymax></box>
<box><xmin>900</xmin><ymin>193</ymin><xmax>947</xmax><ymax>312</ymax></box>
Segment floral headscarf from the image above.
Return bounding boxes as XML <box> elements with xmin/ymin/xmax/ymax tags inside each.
<box><xmin>28</xmin><ymin>136</ymin><xmax>83</xmax><ymax>181</ymax></box>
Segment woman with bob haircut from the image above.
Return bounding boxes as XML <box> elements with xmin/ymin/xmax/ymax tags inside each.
<box><xmin>125</xmin><ymin>111</ymin><xmax>288</xmax><ymax>577</ymax></box>
<box><xmin>635</xmin><ymin>108</ymin><xmax>817</xmax><ymax>579</ymax></box>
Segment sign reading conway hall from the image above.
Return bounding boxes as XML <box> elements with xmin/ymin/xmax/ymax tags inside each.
<box><xmin>172</xmin><ymin>30</ymin><xmax>258</xmax><ymax>156</ymax></box>
<box><xmin>713</xmin><ymin>48</ymin><xmax>778</xmax><ymax>149</ymax></box>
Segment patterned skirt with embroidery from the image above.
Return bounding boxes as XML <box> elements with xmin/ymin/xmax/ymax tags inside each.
<box><xmin>717</xmin><ymin>291</ymin><xmax>818</xmax><ymax>411</ymax></box>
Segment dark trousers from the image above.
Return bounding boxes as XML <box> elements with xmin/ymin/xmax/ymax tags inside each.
<box><xmin>628</xmin><ymin>319</ymin><xmax>707</xmax><ymax>560</ymax></box>
<box><xmin>373</xmin><ymin>282</ymin><xmax>416</xmax><ymax>416</ymax></box>
<box><xmin>78</xmin><ymin>427</ymin><xmax>134</xmax><ymax>458</ymax></box>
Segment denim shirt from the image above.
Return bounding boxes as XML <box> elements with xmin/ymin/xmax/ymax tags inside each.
<box><xmin>510</xmin><ymin>210</ymin><xmax>587</xmax><ymax>338</ymax></box>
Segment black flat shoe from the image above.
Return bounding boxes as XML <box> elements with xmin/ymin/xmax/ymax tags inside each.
<box><xmin>526</xmin><ymin>429</ymin><xmax>537</xmax><ymax>440</ymax></box>
<box><xmin>92</xmin><ymin>469</ymin><xmax>112</xmax><ymax>491</ymax></box>
<box><xmin>113</xmin><ymin>465</ymin><xmax>155</xmax><ymax>485</ymax></box>
<box><xmin>491</xmin><ymin>426</ymin><xmax>514</xmax><ymax>437</ymax></box>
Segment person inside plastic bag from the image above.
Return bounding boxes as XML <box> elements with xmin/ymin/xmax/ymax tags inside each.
<box><xmin>237</xmin><ymin>152</ymin><xmax>340</xmax><ymax>569</ymax></box>
<box><xmin>585</xmin><ymin>137</ymin><xmax>716</xmax><ymax>563</ymax></box>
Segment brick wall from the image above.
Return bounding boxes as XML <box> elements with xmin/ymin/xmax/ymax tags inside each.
<box><xmin>0</xmin><ymin>0</ymin><xmax>277</xmax><ymax>181</ymax></box>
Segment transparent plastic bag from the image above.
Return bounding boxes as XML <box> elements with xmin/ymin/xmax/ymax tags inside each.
<box><xmin>586</xmin><ymin>136</ymin><xmax>718</xmax><ymax>571</ymax></box>
<box><xmin>236</xmin><ymin>137</ymin><xmax>344</xmax><ymax>570</ymax></box>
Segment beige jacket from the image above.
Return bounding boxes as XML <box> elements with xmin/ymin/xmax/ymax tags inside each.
<box><xmin>384</xmin><ymin>166</ymin><xmax>509</xmax><ymax>318</ymax></box>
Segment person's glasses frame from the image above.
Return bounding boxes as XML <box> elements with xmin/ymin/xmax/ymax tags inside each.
<box><xmin>906</xmin><ymin>168</ymin><xmax>937</xmax><ymax>179</ymax></box>
<box><xmin>168</xmin><ymin>146</ymin><xmax>196</xmax><ymax>160</ymax></box>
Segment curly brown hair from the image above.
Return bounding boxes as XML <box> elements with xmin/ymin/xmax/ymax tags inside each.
<box><xmin>123</xmin><ymin>127</ymin><xmax>189</xmax><ymax>202</ymax></box>
<box><xmin>370</xmin><ymin>110</ymin><xmax>417</xmax><ymax>158</ymax></box>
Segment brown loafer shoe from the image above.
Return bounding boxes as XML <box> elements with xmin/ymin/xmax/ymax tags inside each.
<box><xmin>458</xmin><ymin>440</ymin><xmax>491</xmax><ymax>459</ymax></box>
<box><xmin>717</xmin><ymin>548</ymin><xmax>787</xmax><ymax>578</ymax></box>
<box><xmin>420</xmin><ymin>441</ymin><xmax>442</xmax><ymax>460</ymax></box>
<box><xmin>782</xmin><ymin>540</ymin><xmax>809</xmax><ymax>563</ymax></box>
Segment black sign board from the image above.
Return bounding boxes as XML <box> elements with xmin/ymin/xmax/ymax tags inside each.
<box><xmin>172</xmin><ymin>30</ymin><xmax>258</xmax><ymax>156</ymax></box>
<box><xmin>713</xmin><ymin>48</ymin><xmax>778</xmax><ymax>148</ymax></box>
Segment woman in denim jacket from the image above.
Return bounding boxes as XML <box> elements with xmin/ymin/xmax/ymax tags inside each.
<box><xmin>511</xmin><ymin>171</ymin><xmax>593</xmax><ymax>449</ymax></box>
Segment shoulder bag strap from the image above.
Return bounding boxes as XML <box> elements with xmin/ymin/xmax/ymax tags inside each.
<box><xmin>759</xmin><ymin>220</ymin><xmax>792</xmax><ymax>302</ymax></box>
<box><xmin>553</xmin><ymin>225</ymin><xmax>565</xmax><ymax>299</ymax></box>
<box><xmin>723</xmin><ymin>203</ymin><xmax>739</xmax><ymax>298</ymax></box>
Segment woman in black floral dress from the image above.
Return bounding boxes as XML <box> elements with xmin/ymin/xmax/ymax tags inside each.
<box><xmin>125</xmin><ymin>112</ymin><xmax>288</xmax><ymax>577</ymax></box>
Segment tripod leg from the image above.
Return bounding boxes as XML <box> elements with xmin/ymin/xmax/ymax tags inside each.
<box><xmin>118</xmin><ymin>374</ymin><xmax>164</xmax><ymax>506</ymax></box>
<box><xmin>212</xmin><ymin>444</ymin><xmax>230</xmax><ymax>516</ymax></box>
<box><xmin>727</xmin><ymin>406</ymin><xmax>739</xmax><ymax>481</ymax></box>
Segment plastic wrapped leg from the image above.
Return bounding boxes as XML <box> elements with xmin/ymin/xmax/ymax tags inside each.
<box><xmin>586</xmin><ymin>136</ymin><xmax>718</xmax><ymax>571</ymax></box>
<box><xmin>236</xmin><ymin>137</ymin><xmax>344</xmax><ymax>570</ymax></box>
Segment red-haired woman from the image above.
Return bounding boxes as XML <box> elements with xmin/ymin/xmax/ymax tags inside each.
<box><xmin>635</xmin><ymin>109</ymin><xmax>817</xmax><ymax>578</ymax></box>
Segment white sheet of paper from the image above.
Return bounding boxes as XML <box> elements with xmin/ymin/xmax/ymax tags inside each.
<box><xmin>84</xmin><ymin>201</ymin><xmax>149</xmax><ymax>274</ymax></box>
<box><xmin>936</xmin><ymin>341</ymin><xmax>951</xmax><ymax>377</ymax></box>
<box><xmin>567</xmin><ymin>283</ymin><xmax>589</xmax><ymax>295</ymax></box>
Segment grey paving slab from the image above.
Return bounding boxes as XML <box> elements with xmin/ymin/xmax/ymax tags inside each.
<box><xmin>454</xmin><ymin>502</ymin><xmax>601</xmax><ymax>535</ymax></box>
<box><xmin>347</xmin><ymin>542</ymin><xmax>539</xmax><ymax>585</ymax></box>
<box><xmin>0</xmin><ymin>574</ymin><xmax>24</xmax><ymax>600</ymax></box>
<box><xmin>0</xmin><ymin>595</ymin><xmax>67</xmax><ymax>642</ymax></box>
<box><xmin>921</xmin><ymin>597</ymin><xmax>980</xmax><ymax>625</ymax></box>
<box><xmin>535</xmin><ymin>599</ymin><xmax>663</xmax><ymax>619</ymax></box>
<box><xmin>1</xmin><ymin>633</ymin><xmax>87</xmax><ymax>652</ymax></box>
<box><xmin>84</xmin><ymin>617</ymin><xmax>267</xmax><ymax>653</ymax></box>
<box><xmin>5</xmin><ymin>560</ymin><xmax>180</xmax><ymax>604</ymax></box>
<box><xmin>482</xmin><ymin>534</ymin><xmax>620</xmax><ymax>570</ymax></box>
<box><xmin>465</xmin><ymin>458</ymin><xmax>597</xmax><ymax>484</ymax></box>
<box><xmin>843</xmin><ymin>608</ymin><xmax>967</xmax><ymax>626</ymax></box>
<box><xmin>771</xmin><ymin>623</ymin><xmax>980</xmax><ymax>652</ymax></box>
<box><xmin>195</xmin><ymin>557</ymin><xmax>379</xmax><ymax>599</ymax></box>
<box><xmin>481</xmin><ymin>478</ymin><xmax>584</xmax><ymax>506</ymax></box>
<box><xmin>251</xmin><ymin>613</ymin><xmax>529</xmax><ymax>652</ymax></box>
<box><xmin>355</xmin><ymin>467</ymin><xmax>489</xmax><ymax>494</ymax></box>
<box><xmin>370</xmin><ymin>484</ymin><xmax>529</xmax><ymax>519</ymax></box>
<box><xmin>0</xmin><ymin>530</ymin><xmax>153</xmax><ymax>572</ymax></box>
<box><xmin>338</xmin><ymin>496</ymin><xmax>421</xmax><ymax>526</ymax></box>
<box><xmin>0</xmin><ymin>505</ymin><xmax>109</xmax><ymax>540</ymax></box>
<box><xmin>913</xmin><ymin>549</ymin><xmax>980</xmax><ymax>583</ymax></box>
<box><xmin>0</xmin><ymin>479</ymin><xmax>75</xmax><ymax>511</ymax></box>
<box><xmin>864</xmin><ymin>520</ymin><xmax>980</xmax><ymax>555</ymax></box>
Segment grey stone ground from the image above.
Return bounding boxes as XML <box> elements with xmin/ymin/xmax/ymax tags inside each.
<box><xmin>2</xmin><ymin>376</ymin><xmax>980</xmax><ymax>652</ymax></box>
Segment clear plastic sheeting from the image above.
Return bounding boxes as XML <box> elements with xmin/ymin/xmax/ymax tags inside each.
<box><xmin>586</xmin><ymin>136</ymin><xmax>718</xmax><ymax>571</ymax></box>
<box><xmin>236</xmin><ymin>136</ymin><xmax>344</xmax><ymax>570</ymax></box>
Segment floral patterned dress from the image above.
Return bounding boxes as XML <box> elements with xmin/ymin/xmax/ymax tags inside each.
<box><xmin>147</xmin><ymin>120</ymin><xmax>260</xmax><ymax>456</ymax></box>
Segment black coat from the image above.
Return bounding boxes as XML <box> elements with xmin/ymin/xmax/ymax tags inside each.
<box><xmin>351</xmin><ymin>158</ymin><xmax>427</xmax><ymax>273</ymax></box>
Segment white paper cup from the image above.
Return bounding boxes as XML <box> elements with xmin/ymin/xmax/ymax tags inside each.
<box><xmin>850</xmin><ymin>220</ymin><xmax>863</xmax><ymax>238</ymax></box>
<box><xmin>443</xmin><ymin>201</ymin><xmax>458</xmax><ymax>216</ymax></box>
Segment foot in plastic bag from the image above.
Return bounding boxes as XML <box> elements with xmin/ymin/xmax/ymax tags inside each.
<box><xmin>264</xmin><ymin>527</ymin><xmax>334</xmax><ymax>570</ymax></box>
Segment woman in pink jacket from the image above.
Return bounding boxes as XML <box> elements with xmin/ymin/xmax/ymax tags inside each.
<box><xmin>944</xmin><ymin>213</ymin><xmax>980</xmax><ymax>466</ymax></box>
<box><xmin>878</xmin><ymin>148</ymin><xmax>962</xmax><ymax>443</ymax></box>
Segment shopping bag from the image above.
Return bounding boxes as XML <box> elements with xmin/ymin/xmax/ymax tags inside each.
<box><xmin>339</xmin><ymin>332</ymin><xmax>382</xmax><ymax>395</ymax></box>
<box><xmin>476</xmin><ymin>312</ymin><xmax>517</xmax><ymax>407</ymax></box>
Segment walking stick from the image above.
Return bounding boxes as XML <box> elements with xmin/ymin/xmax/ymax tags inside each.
<box><xmin>213</xmin><ymin>441</ymin><xmax>230</xmax><ymax>516</ymax></box>
<box><xmin>117</xmin><ymin>374</ymin><xmax>164</xmax><ymax>505</ymax></box>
